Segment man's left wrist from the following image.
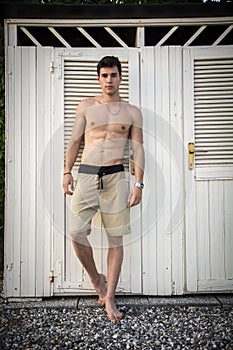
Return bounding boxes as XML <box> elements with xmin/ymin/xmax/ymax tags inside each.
<box><xmin>134</xmin><ymin>182</ymin><xmax>144</xmax><ymax>189</ymax></box>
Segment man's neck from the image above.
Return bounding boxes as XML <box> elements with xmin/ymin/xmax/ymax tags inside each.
<box><xmin>101</xmin><ymin>93</ymin><xmax>121</xmax><ymax>104</ymax></box>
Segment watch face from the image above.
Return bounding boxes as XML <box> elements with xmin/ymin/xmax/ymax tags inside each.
<box><xmin>135</xmin><ymin>182</ymin><xmax>144</xmax><ymax>189</ymax></box>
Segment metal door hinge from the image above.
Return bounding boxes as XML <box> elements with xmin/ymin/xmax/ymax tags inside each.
<box><xmin>50</xmin><ymin>61</ymin><xmax>54</xmax><ymax>74</ymax></box>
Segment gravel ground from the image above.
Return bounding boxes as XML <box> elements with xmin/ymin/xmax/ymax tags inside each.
<box><xmin>1</xmin><ymin>304</ymin><xmax>232</xmax><ymax>350</ymax></box>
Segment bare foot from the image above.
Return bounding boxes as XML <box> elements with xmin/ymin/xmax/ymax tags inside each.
<box><xmin>105</xmin><ymin>298</ymin><xmax>123</xmax><ymax>322</ymax></box>
<box><xmin>92</xmin><ymin>274</ymin><xmax>107</xmax><ymax>306</ymax></box>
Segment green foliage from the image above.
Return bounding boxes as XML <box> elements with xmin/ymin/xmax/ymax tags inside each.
<box><xmin>0</xmin><ymin>23</ymin><xmax>4</xmax><ymax>271</ymax></box>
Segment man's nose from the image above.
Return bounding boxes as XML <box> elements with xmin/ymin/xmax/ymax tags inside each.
<box><xmin>107</xmin><ymin>75</ymin><xmax>112</xmax><ymax>82</ymax></box>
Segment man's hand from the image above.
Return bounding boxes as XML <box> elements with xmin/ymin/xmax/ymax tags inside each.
<box><xmin>63</xmin><ymin>174</ymin><xmax>74</xmax><ymax>195</ymax></box>
<box><xmin>128</xmin><ymin>186</ymin><xmax>142</xmax><ymax>207</ymax></box>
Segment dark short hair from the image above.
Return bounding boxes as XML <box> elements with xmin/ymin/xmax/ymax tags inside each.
<box><xmin>97</xmin><ymin>56</ymin><xmax>122</xmax><ymax>77</ymax></box>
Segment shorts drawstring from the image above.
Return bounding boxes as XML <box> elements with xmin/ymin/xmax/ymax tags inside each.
<box><xmin>97</xmin><ymin>170</ymin><xmax>105</xmax><ymax>190</ymax></box>
<box><xmin>78</xmin><ymin>164</ymin><xmax>124</xmax><ymax>192</ymax></box>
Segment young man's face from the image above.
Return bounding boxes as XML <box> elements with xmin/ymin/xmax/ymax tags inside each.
<box><xmin>97</xmin><ymin>66</ymin><xmax>122</xmax><ymax>96</ymax></box>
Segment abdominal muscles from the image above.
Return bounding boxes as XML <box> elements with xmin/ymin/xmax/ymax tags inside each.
<box><xmin>81</xmin><ymin>131</ymin><xmax>129</xmax><ymax>166</ymax></box>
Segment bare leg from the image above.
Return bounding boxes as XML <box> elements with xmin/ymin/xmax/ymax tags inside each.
<box><xmin>105</xmin><ymin>235</ymin><xmax>124</xmax><ymax>322</ymax></box>
<box><xmin>71</xmin><ymin>232</ymin><xmax>106</xmax><ymax>305</ymax></box>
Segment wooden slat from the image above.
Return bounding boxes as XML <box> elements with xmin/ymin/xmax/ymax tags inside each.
<box><xmin>155</xmin><ymin>46</ymin><xmax>172</xmax><ymax>295</ymax></box>
<box><xmin>64</xmin><ymin>59</ymin><xmax>130</xmax><ymax>171</ymax></box>
<box><xmin>4</xmin><ymin>47</ymin><xmax>20</xmax><ymax>297</ymax></box>
<box><xmin>36</xmin><ymin>47</ymin><xmax>53</xmax><ymax>297</ymax></box>
<box><xmin>13</xmin><ymin>48</ymin><xmax>23</xmax><ymax>297</ymax></box>
<box><xmin>141</xmin><ymin>47</ymin><xmax>157</xmax><ymax>295</ymax></box>
<box><xmin>196</xmin><ymin>182</ymin><xmax>210</xmax><ymax>282</ymax></box>
<box><xmin>224</xmin><ymin>181</ymin><xmax>233</xmax><ymax>280</ymax></box>
<box><xmin>20</xmin><ymin>47</ymin><xmax>36</xmax><ymax>297</ymax></box>
<box><xmin>209</xmin><ymin>181</ymin><xmax>225</xmax><ymax>280</ymax></box>
<box><xmin>194</xmin><ymin>57</ymin><xmax>233</xmax><ymax>168</ymax></box>
<box><xmin>169</xmin><ymin>46</ymin><xmax>184</xmax><ymax>295</ymax></box>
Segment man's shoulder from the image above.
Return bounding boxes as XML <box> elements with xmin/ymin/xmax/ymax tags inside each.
<box><xmin>123</xmin><ymin>102</ymin><xmax>142</xmax><ymax>120</ymax></box>
<box><xmin>78</xmin><ymin>96</ymin><xmax>101</xmax><ymax>110</ymax></box>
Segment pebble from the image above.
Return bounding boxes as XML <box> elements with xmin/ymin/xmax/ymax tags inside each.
<box><xmin>0</xmin><ymin>305</ymin><xmax>232</xmax><ymax>349</ymax></box>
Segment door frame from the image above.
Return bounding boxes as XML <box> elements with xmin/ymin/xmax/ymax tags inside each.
<box><xmin>52</xmin><ymin>48</ymin><xmax>142</xmax><ymax>295</ymax></box>
<box><xmin>183</xmin><ymin>46</ymin><xmax>233</xmax><ymax>292</ymax></box>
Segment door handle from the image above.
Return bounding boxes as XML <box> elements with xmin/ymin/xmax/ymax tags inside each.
<box><xmin>188</xmin><ymin>142</ymin><xmax>207</xmax><ymax>170</ymax></box>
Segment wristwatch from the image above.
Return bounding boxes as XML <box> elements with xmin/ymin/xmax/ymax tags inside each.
<box><xmin>134</xmin><ymin>182</ymin><xmax>144</xmax><ymax>189</ymax></box>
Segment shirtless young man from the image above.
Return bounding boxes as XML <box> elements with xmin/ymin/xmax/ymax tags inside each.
<box><xmin>63</xmin><ymin>56</ymin><xmax>144</xmax><ymax>322</ymax></box>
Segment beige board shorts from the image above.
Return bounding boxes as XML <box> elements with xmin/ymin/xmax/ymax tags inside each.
<box><xmin>70</xmin><ymin>164</ymin><xmax>131</xmax><ymax>236</ymax></box>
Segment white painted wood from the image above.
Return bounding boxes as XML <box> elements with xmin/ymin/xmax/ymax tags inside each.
<box><xmin>141</xmin><ymin>47</ymin><xmax>157</xmax><ymax>295</ymax></box>
<box><xmin>6</xmin><ymin>24</ymin><xmax>17</xmax><ymax>46</ymax></box>
<box><xmin>48</xmin><ymin>27</ymin><xmax>71</xmax><ymax>48</ymax></box>
<box><xmin>20</xmin><ymin>47</ymin><xmax>37</xmax><ymax>297</ymax></box>
<box><xmin>155</xmin><ymin>47</ymin><xmax>172</xmax><ymax>295</ymax></box>
<box><xmin>77</xmin><ymin>27</ymin><xmax>101</xmax><ymax>48</ymax></box>
<box><xmin>19</xmin><ymin>27</ymin><xmax>42</xmax><ymax>47</ymax></box>
<box><xmin>127</xmin><ymin>50</ymin><xmax>141</xmax><ymax>293</ymax></box>
<box><xmin>4</xmin><ymin>47</ymin><xmax>21</xmax><ymax>297</ymax></box>
<box><xmin>198</xmin><ymin>279</ymin><xmax>233</xmax><ymax>291</ymax></box>
<box><xmin>194</xmin><ymin>56</ymin><xmax>233</xmax><ymax>174</ymax></box>
<box><xmin>53</xmin><ymin>48</ymin><xmax>142</xmax><ymax>295</ymax></box>
<box><xmin>4</xmin><ymin>47</ymin><xmax>53</xmax><ymax>298</ymax></box>
<box><xmin>184</xmin><ymin>26</ymin><xmax>207</xmax><ymax>47</ymax></box>
<box><xmin>11</xmin><ymin>47</ymin><xmax>23</xmax><ymax>297</ymax></box>
<box><xmin>104</xmin><ymin>27</ymin><xmax>128</xmax><ymax>48</ymax></box>
<box><xmin>36</xmin><ymin>47</ymin><xmax>53</xmax><ymax>297</ymax></box>
<box><xmin>196</xmin><ymin>182</ymin><xmax>210</xmax><ymax>282</ymax></box>
<box><xmin>141</xmin><ymin>46</ymin><xmax>184</xmax><ymax>296</ymax></box>
<box><xmin>135</xmin><ymin>27</ymin><xmax>145</xmax><ymax>47</ymax></box>
<box><xmin>209</xmin><ymin>181</ymin><xmax>225</xmax><ymax>280</ymax></box>
<box><xmin>224</xmin><ymin>181</ymin><xmax>233</xmax><ymax>280</ymax></box>
<box><xmin>169</xmin><ymin>47</ymin><xmax>184</xmax><ymax>295</ymax></box>
<box><xmin>5</xmin><ymin>42</ymin><xmax>232</xmax><ymax>298</ymax></box>
<box><xmin>184</xmin><ymin>46</ymin><xmax>233</xmax><ymax>293</ymax></box>
<box><xmin>52</xmin><ymin>48</ymin><xmax>67</xmax><ymax>295</ymax></box>
<box><xmin>6</xmin><ymin>17</ymin><xmax>233</xmax><ymax>27</ymax></box>
<box><xmin>212</xmin><ymin>24</ymin><xmax>233</xmax><ymax>46</ymax></box>
<box><xmin>155</xmin><ymin>26</ymin><xmax>178</xmax><ymax>47</ymax></box>
<box><xmin>196</xmin><ymin>166</ymin><xmax>233</xmax><ymax>180</ymax></box>
<box><xmin>183</xmin><ymin>47</ymin><xmax>198</xmax><ymax>292</ymax></box>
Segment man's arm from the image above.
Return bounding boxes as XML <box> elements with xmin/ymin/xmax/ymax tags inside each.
<box><xmin>128</xmin><ymin>108</ymin><xmax>145</xmax><ymax>207</ymax></box>
<box><xmin>63</xmin><ymin>103</ymin><xmax>86</xmax><ymax>195</ymax></box>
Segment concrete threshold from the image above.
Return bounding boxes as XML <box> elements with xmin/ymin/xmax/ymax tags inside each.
<box><xmin>1</xmin><ymin>294</ymin><xmax>232</xmax><ymax>310</ymax></box>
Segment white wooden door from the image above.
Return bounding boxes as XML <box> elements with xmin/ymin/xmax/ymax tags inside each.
<box><xmin>5</xmin><ymin>47</ymin><xmax>53</xmax><ymax>298</ymax></box>
<box><xmin>184</xmin><ymin>47</ymin><xmax>233</xmax><ymax>292</ymax></box>
<box><xmin>52</xmin><ymin>48</ymin><xmax>142</xmax><ymax>295</ymax></box>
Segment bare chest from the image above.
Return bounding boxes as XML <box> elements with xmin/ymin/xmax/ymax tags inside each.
<box><xmin>85</xmin><ymin>104</ymin><xmax>132</xmax><ymax>135</ymax></box>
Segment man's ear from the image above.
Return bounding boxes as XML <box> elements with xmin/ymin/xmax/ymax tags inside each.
<box><xmin>97</xmin><ymin>75</ymin><xmax>100</xmax><ymax>82</ymax></box>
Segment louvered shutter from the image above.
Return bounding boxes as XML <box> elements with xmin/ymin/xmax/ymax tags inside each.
<box><xmin>64</xmin><ymin>59</ymin><xmax>129</xmax><ymax>171</ymax></box>
<box><xmin>194</xmin><ymin>57</ymin><xmax>233</xmax><ymax>178</ymax></box>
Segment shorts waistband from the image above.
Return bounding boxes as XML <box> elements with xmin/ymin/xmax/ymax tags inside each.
<box><xmin>78</xmin><ymin>164</ymin><xmax>124</xmax><ymax>177</ymax></box>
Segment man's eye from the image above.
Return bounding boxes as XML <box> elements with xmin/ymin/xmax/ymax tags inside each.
<box><xmin>102</xmin><ymin>74</ymin><xmax>108</xmax><ymax>78</ymax></box>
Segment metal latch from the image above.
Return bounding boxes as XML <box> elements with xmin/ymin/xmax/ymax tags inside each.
<box><xmin>188</xmin><ymin>142</ymin><xmax>207</xmax><ymax>170</ymax></box>
<box><xmin>49</xmin><ymin>271</ymin><xmax>55</xmax><ymax>283</ymax></box>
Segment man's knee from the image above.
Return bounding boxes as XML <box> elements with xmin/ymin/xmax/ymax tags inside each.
<box><xmin>70</xmin><ymin>230</ymin><xmax>90</xmax><ymax>244</ymax></box>
<box><xmin>107</xmin><ymin>235</ymin><xmax>123</xmax><ymax>248</ymax></box>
